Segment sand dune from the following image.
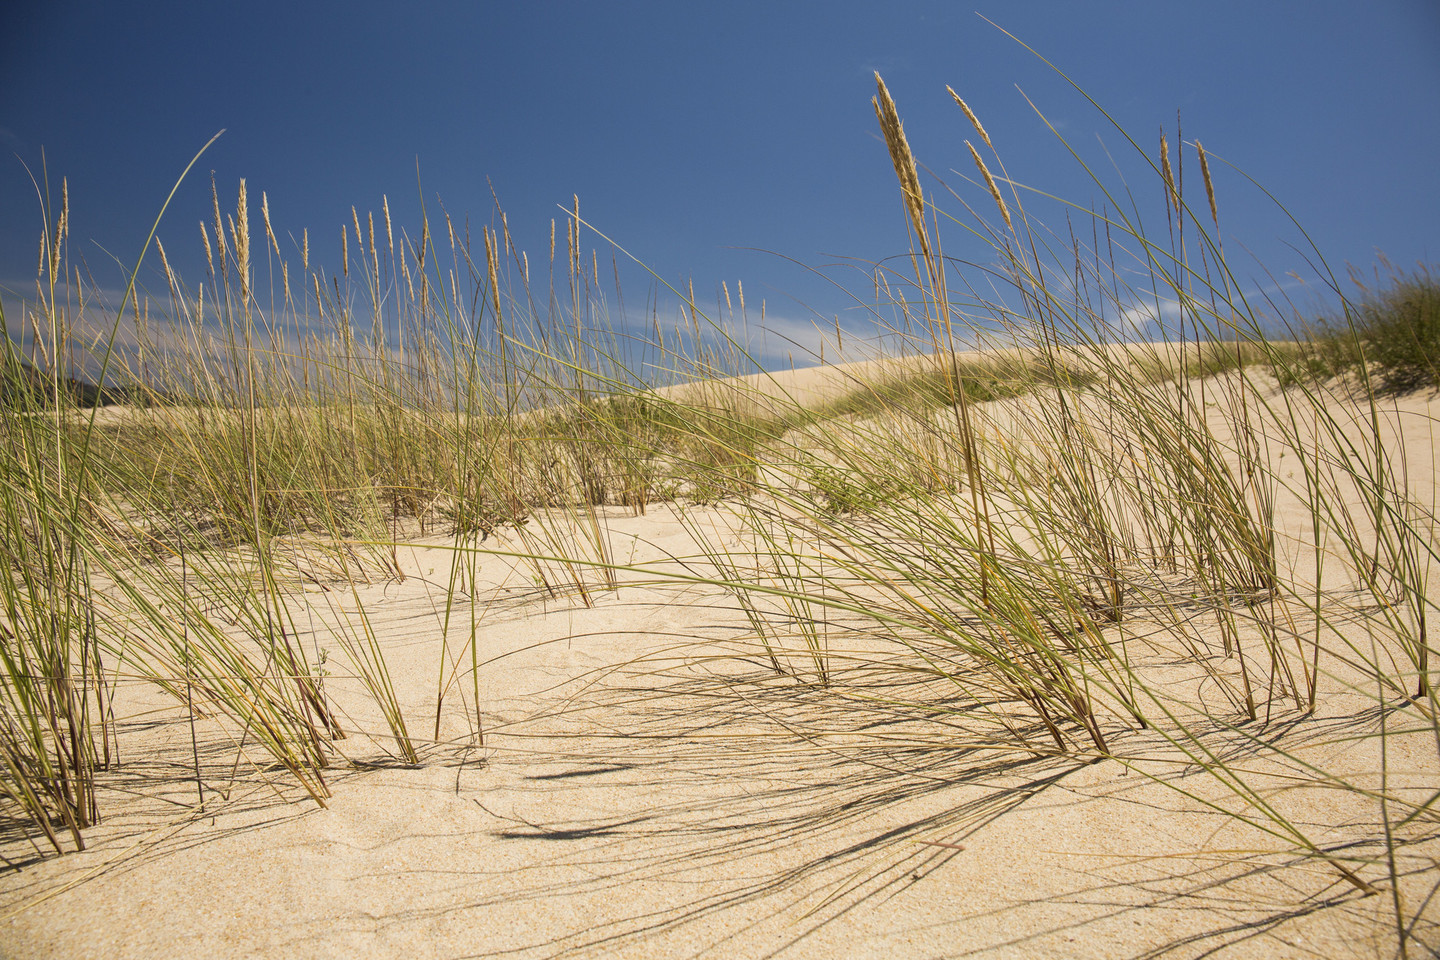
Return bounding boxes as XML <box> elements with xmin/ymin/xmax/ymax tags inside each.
<box><xmin>1</xmin><ymin>359</ymin><xmax>1436</xmax><ymax>960</ymax></box>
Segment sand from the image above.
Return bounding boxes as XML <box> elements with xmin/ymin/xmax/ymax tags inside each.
<box><xmin>1</xmin><ymin>361</ymin><xmax>1437</xmax><ymax>959</ymax></box>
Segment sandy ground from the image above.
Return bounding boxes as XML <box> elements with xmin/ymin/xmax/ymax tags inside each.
<box><xmin>1</xmin><ymin>362</ymin><xmax>1437</xmax><ymax>959</ymax></box>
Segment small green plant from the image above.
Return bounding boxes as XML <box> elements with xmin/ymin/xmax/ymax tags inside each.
<box><xmin>1353</xmin><ymin>264</ymin><xmax>1440</xmax><ymax>394</ymax></box>
<box><xmin>1275</xmin><ymin>264</ymin><xmax>1439</xmax><ymax>394</ymax></box>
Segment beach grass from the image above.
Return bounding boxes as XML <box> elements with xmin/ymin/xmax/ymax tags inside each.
<box><xmin>0</xmin><ymin>63</ymin><xmax>1436</xmax><ymax>957</ymax></box>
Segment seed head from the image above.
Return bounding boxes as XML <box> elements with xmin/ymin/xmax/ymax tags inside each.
<box><xmin>261</xmin><ymin>190</ymin><xmax>280</xmax><ymax>257</ymax></box>
<box><xmin>1196</xmin><ymin>140</ymin><xmax>1218</xmax><ymax>226</ymax></box>
<box><xmin>156</xmin><ymin>237</ymin><xmax>178</xmax><ymax>297</ymax></box>
<box><xmin>872</xmin><ymin>73</ymin><xmax>930</xmax><ymax>261</ymax></box>
<box><xmin>383</xmin><ymin>195</ymin><xmax>394</xmax><ymax>256</ymax></box>
<box><xmin>484</xmin><ymin>227</ymin><xmax>502</xmax><ymax>323</ymax></box>
<box><xmin>1159</xmin><ymin>132</ymin><xmax>1178</xmax><ymax>214</ymax></box>
<box><xmin>352</xmin><ymin>207</ymin><xmax>364</xmax><ymax>262</ymax></box>
<box><xmin>967</xmin><ymin>141</ymin><xmax>1012</xmax><ymax>232</ymax></box>
<box><xmin>50</xmin><ymin>178</ymin><xmax>69</xmax><ymax>280</ymax></box>
<box><xmin>234</xmin><ymin>179</ymin><xmax>251</xmax><ymax>302</ymax></box>
<box><xmin>947</xmin><ymin>86</ymin><xmax>993</xmax><ymax>150</ymax></box>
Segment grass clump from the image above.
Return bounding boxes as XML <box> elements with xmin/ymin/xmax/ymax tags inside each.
<box><xmin>1352</xmin><ymin>264</ymin><xmax>1440</xmax><ymax>393</ymax></box>
<box><xmin>1279</xmin><ymin>263</ymin><xmax>1440</xmax><ymax>394</ymax></box>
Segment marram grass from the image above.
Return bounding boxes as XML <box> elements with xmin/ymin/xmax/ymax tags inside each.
<box><xmin>0</xmin><ymin>64</ymin><xmax>1436</xmax><ymax>957</ymax></box>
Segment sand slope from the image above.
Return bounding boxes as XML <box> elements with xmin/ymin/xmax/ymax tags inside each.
<box><xmin>1</xmin><ymin>364</ymin><xmax>1437</xmax><ymax>959</ymax></box>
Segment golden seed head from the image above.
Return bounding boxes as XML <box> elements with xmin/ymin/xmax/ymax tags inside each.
<box><xmin>722</xmin><ymin>280</ymin><xmax>732</xmax><ymax>314</ymax></box>
<box><xmin>232</xmin><ymin>195</ymin><xmax>252</xmax><ymax>303</ymax></box>
<box><xmin>967</xmin><ymin>140</ymin><xmax>1012</xmax><ymax>232</ymax></box>
<box><xmin>484</xmin><ymin>227</ymin><xmax>502</xmax><ymax>319</ymax></box>
<box><xmin>341</xmin><ymin>224</ymin><xmax>348</xmax><ymax>277</ymax></box>
<box><xmin>1196</xmin><ymin>140</ymin><xmax>1218</xmax><ymax>226</ymax></box>
<box><xmin>383</xmin><ymin>195</ymin><xmax>394</xmax><ymax>255</ymax></box>
<box><xmin>210</xmin><ymin>176</ymin><xmax>227</xmax><ymax>267</ymax></box>
<box><xmin>51</xmin><ymin>178</ymin><xmax>68</xmax><ymax>280</ymax></box>
<box><xmin>1159</xmin><ymin>132</ymin><xmax>1178</xmax><ymax>214</ymax></box>
<box><xmin>947</xmin><ymin>86</ymin><xmax>993</xmax><ymax>150</ymax></box>
<box><xmin>200</xmin><ymin>221</ymin><xmax>215</xmax><ymax>276</ymax></box>
<box><xmin>571</xmin><ymin>196</ymin><xmax>581</xmax><ymax>277</ymax></box>
<box><xmin>872</xmin><ymin>73</ymin><xmax>930</xmax><ymax>261</ymax></box>
<box><xmin>549</xmin><ymin>218</ymin><xmax>556</xmax><ymax>265</ymax></box>
<box><xmin>261</xmin><ymin>190</ymin><xmax>280</xmax><ymax>256</ymax></box>
<box><xmin>156</xmin><ymin>237</ymin><xmax>177</xmax><ymax>294</ymax></box>
<box><xmin>302</xmin><ymin>228</ymin><xmax>309</xmax><ymax>272</ymax></box>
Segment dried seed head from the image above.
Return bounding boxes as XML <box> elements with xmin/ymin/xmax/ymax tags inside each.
<box><xmin>484</xmin><ymin>227</ymin><xmax>502</xmax><ymax>320</ymax></box>
<box><xmin>156</xmin><ymin>237</ymin><xmax>178</xmax><ymax>296</ymax></box>
<box><xmin>50</xmin><ymin>178</ymin><xmax>68</xmax><ymax>280</ymax></box>
<box><xmin>352</xmin><ymin>207</ymin><xmax>364</xmax><ymax>260</ymax></box>
<box><xmin>722</xmin><ymin>280</ymin><xmax>733</xmax><ymax>315</ymax></box>
<box><xmin>210</xmin><ymin>176</ymin><xmax>227</xmax><ymax>270</ymax></box>
<box><xmin>967</xmin><ymin>141</ymin><xmax>1012</xmax><ymax>232</ymax></box>
<box><xmin>383</xmin><ymin>195</ymin><xmax>394</xmax><ymax>255</ymax></box>
<box><xmin>570</xmin><ymin>196</ymin><xmax>581</xmax><ymax>278</ymax></box>
<box><xmin>1159</xmin><ymin>131</ymin><xmax>1178</xmax><ymax>214</ymax></box>
<box><xmin>261</xmin><ymin>190</ymin><xmax>280</xmax><ymax>256</ymax></box>
<box><xmin>341</xmin><ymin>224</ymin><xmax>348</xmax><ymax>277</ymax></box>
<box><xmin>947</xmin><ymin>86</ymin><xmax>992</xmax><ymax>150</ymax></box>
<box><xmin>549</xmin><ymin>218</ymin><xmax>556</xmax><ymax>266</ymax></box>
<box><xmin>399</xmin><ymin>238</ymin><xmax>414</xmax><ymax>300</ymax></box>
<box><xmin>235</xmin><ymin>180</ymin><xmax>251</xmax><ymax>301</ymax></box>
<box><xmin>200</xmin><ymin>221</ymin><xmax>215</xmax><ymax>276</ymax></box>
<box><xmin>369</xmin><ymin>211</ymin><xmax>380</xmax><ymax>289</ymax></box>
<box><xmin>522</xmin><ymin>251</ymin><xmax>529</xmax><ymax>284</ymax></box>
<box><xmin>872</xmin><ymin>73</ymin><xmax>930</xmax><ymax>261</ymax></box>
<box><xmin>1196</xmin><ymin>140</ymin><xmax>1218</xmax><ymax>226</ymax></box>
<box><xmin>302</xmin><ymin>228</ymin><xmax>309</xmax><ymax>272</ymax></box>
<box><xmin>737</xmin><ymin>279</ymin><xmax>745</xmax><ymax>317</ymax></box>
<box><xmin>282</xmin><ymin>260</ymin><xmax>291</xmax><ymax>304</ymax></box>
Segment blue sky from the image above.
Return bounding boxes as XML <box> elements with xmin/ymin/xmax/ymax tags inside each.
<box><xmin>1</xmin><ymin>1</ymin><xmax>1437</xmax><ymax>369</ymax></box>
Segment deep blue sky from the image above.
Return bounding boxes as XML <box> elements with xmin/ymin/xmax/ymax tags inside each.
<box><xmin>2</xmin><ymin>1</ymin><xmax>1437</xmax><ymax>366</ymax></box>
